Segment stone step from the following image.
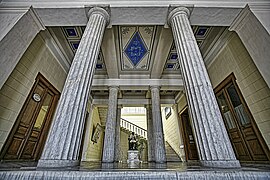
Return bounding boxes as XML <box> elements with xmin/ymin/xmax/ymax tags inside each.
<box><xmin>1</xmin><ymin>170</ymin><xmax>269</xmax><ymax>179</ymax></box>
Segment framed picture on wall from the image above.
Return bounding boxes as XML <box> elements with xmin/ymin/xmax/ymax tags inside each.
<box><xmin>165</xmin><ymin>107</ymin><xmax>172</xmax><ymax>119</ymax></box>
<box><xmin>91</xmin><ymin>123</ymin><xmax>102</xmax><ymax>144</ymax></box>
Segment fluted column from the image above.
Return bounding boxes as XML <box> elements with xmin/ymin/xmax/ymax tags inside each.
<box><xmin>168</xmin><ymin>7</ymin><xmax>240</xmax><ymax>168</ymax></box>
<box><xmin>102</xmin><ymin>86</ymin><xmax>119</xmax><ymax>163</ymax></box>
<box><xmin>150</xmin><ymin>86</ymin><xmax>166</xmax><ymax>163</ymax></box>
<box><xmin>146</xmin><ymin>104</ymin><xmax>155</xmax><ymax>162</ymax></box>
<box><xmin>114</xmin><ymin>105</ymin><xmax>122</xmax><ymax>162</ymax></box>
<box><xmin>37</xmin><ymin>7</ymin><xmax>110</xmax><ymax>168</ymax></box>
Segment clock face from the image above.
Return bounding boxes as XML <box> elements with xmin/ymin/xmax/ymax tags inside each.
<box><xmin>33</xmin><ymin>93</ymin><xmax>41</xmax><ymax>102</ymax></box>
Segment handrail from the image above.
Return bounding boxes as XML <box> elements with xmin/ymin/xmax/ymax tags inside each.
<box><xmin>120</xmin><ymin>118</ymin><xmax>147</xmax><ymax>139</ymax></box>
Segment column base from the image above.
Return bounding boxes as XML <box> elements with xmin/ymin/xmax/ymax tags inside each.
<box><xmin>200</xmin><ymin>160</ymin><xmax>241</xmax><ymax>168</ymax></box>
<box><xmin>37</xmin><ymin>159</ymin><xmax>80</xmax><ymax>168</ymax></box>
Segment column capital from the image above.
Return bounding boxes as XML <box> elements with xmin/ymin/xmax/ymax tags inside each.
<box><xmin>167</xmin><ymin>7</ymin><xmax>190</xmax><ymax>26</ymax></box>
<box><xmin>150</xmin><ymin>85</ymin><xmax>160</xmax><ymax>91</ymax></box>
<box><xmin>108</xmin><ymin>86</ymin><xmax>119</xmax><ymax>90</ymax></box>
<box><xmin>88</xmin><ymin>7</ymin><xmax>110</xmax><ymax>25</ymax></box>
<box><xmin>117</xmin><ymin>105</ymin><xmax>123</xmax><ymax>109</ymax></box>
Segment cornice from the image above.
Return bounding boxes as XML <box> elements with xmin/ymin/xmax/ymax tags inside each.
<box><xmin>204</xmin><ymin>28</ymin><xmax>234</xmax><ymax>69</ymax></box>
<box><xmin>28</xmin><ymin>6</ymin><xmax>45</xmax><ymax>30</ymax></box>
<box><xmin>229</xmin><ymin>5</ymin><xmax>251</xmax><ymax>32</ymax></box>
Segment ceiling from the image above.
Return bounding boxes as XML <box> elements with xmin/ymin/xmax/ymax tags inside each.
<box><xmin>48</xmin><ymin>25</ymin><xmax>226</xmax><ymax>105</ymax></box>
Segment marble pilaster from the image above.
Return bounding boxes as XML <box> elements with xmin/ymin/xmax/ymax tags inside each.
<box><xmin>168</xmin><ymin>7</ymin><xmax>240</xmax><ymax>168</ymax></box>
<box><xmin>0</xmin><ymin>7</ymin><xmax>45</xmax><ymax>89</ymax></box>
<box><xmin>102</xmin><ymin>86</ymin><xmax>119</xmax><ymax>163</ymax></box>
<box><xmin>37</xmin><ymin>7</ymin><xmax>110</xmax><ymax>168</ymax></box>
<box><xmin>145</xmin><ymin>104</ymin><xmax>155</xmax><ymax>162</ymax></box>
<box><xmin>150</xmin><ymin>86</ymin><xmax>166</xmax><ymax>163</ymax></box>
<box><xmin>229</xmin><ymin>6</ymin><xmax>270</xmax><ymax>88</ymax></box>
<box><xmin>172</xmin><ymin>104</ymin><xmax>185</xmax><ymax>162</ymax></box>
<box><xmin>114</xmin><ymin>105</ymin><xmax>122</xmax><ymax>162</ymax></box>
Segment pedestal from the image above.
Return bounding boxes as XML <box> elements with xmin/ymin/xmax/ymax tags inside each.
<box><xmin>127</xmin><ymin>150</ymin><xmax>140</xmax><ymax>163</ymax></box>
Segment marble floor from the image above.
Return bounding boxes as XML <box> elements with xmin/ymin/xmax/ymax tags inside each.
<box><xmin>0</xmin><ymin>161</ymin><xmax>270</xmax><ymax>179</ymax></box>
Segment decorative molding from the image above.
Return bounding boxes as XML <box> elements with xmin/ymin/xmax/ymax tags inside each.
<box><xmin>175</xmin><ymin>91</ymin><xmax>184</xmax><ymax>104</ymax></box>
<box><xmin>165</xmin><ymin>5</ymin><xmax>194</xmax><ymax>28</ymax></box>
<box><xmin>248</xmin><ymin>2</ymin><xmax>270</xmax><ymax>12</ymax></box>
<box><xmin>204</xmin><ymin>28</ymin><xmax>234</xmax><ymax>69</ymax></box>
<box><xmin>92</xmin><ymin>78</ymin><xmax>184</xmax><ymax>91</ymax></box>
<box><xmin>229</xmin><ymin>5</ymin><xmax>251</xmax><ymax>32</ymax></box>
<box><xmin>0</xmin><ymin>6</ymin><xmax>30</xmax><ymax>13</ymax></box>
<box><xmin>28</xmin><ymin>6</ymin><xmax>45</xmax><ymax>30</ymax></box>
<box><xmin>119</xmin><ymin>26</ymin><xmax>156</xmax><ymax>71</ymax></box>
<box><xmin>40</xmin><ymin>29</ymin><xmax>71</xmax><ymax>73</ymax></box>
<box><xmin>85</xmin><ymin>5</ymin><xmax>111</xmax><ymax>27</ymax></box>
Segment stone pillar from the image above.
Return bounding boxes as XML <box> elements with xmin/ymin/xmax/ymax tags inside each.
<box><xmin>38</xmin><ymin>7</ymin><xmax>110</xmax><ymax>168</ymax></box>
<box><xmin>150</xmin><ymin>86</ymin><xmax>166</xmax><ymax>163</ymax></box>
<box><xmin>114</xmin><ymin>105</ymin><xmax>122</xmax><ymax>162</ymax></box>
<box><xmin>102</xmin><ymin>86</ymin><xmax>119</xmax><ymax>163</ymax></box>
<box><xmin>145</xmin><ymin>104</ymin><xmax>155</xmax><ymax>162</ymax></box>
<box><xmin>168</xmin><ymin>7</ymin><xmax>240</xmax><ymax>168</ymax></box>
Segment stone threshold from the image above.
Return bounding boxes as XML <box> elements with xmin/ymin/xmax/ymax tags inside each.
<box><xmin>0</xmin><ymin>170</ymin><xmax>270</xmax><ymax>180</ymax></box>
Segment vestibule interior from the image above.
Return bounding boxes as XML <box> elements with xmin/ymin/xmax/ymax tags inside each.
<box><xmin>0</xmin><ymin>23</ymin><xmax>269</xmax><ymax>164</ymax></box>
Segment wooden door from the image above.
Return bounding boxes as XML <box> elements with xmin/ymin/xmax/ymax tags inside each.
<box><xmin>216</xmin><ymin>91</ymin><xmax>251</xmax><ymax>161</ymax></box>
<box><xmin>0</xmin><ymin>73</ymin><xmax>60</xmax><ymax>161</ymax></box>
<box><xmin>215</xmin><ymin>74</ymin><xmax>270</xmax><ymax>161</ymax></box>
<box><xmin>179</xmin><ymin>108</ymin><xmax>199</xmax><ymax>160</ymax></box>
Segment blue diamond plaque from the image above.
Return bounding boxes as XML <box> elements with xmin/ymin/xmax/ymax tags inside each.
<box><xmin>124</xmin><ymin>32</ymin><xmax>147</xmax><ymax>66</ymax></box>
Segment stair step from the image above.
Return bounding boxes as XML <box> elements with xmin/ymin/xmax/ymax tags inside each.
<box><xmin>165</xmin><ymin>142</ymin><xmax>181</xmax><ymax>162</ymax></box>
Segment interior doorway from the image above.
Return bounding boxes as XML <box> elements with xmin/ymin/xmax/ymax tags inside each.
<box><xmin>179</xmin><ymin>108</ymin><xmax>199</xmax><ymax>161</ymax></box>
<box><xmin>0</xmin><ymin>73</ymin><xmax>60</xmax><ymax>161</ymax></box>
<box><xmin>215</xmin><ymin>73</ymin><xmax>270</xmax><ymax>161</ymax></box>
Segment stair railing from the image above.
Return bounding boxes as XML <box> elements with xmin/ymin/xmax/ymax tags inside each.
<box><xmin>120</xmin><ymin>118</ymin><xmax>147</xmax><ymax>139</ymax></box>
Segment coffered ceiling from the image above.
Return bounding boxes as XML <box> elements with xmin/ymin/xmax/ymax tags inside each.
<box><xmin>49</xmin><ymin>25</ymin><xmax>225</xmax><ymax>76</ymax></box>
<box><xmin>48</xmin><ymin>25</ymin><xmax>226</xmax><ymax>104</ymax></box>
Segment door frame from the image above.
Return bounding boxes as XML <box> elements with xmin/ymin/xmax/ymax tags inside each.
<box><xmin>0</xmin><ymin>73</ymin><xmax>60</xmax><ymax>161</ymax></box>
<box><xmin>178</xmin><ymin>106</ymin><xmax>199</xmax><ymax>161</ymax></box>
<box><xmin>214</xmin><ymin>73</ymin><xmax>270</xmax><ymax>161</ymax></box>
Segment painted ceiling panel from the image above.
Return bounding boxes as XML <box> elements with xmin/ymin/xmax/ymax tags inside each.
<box><xmin>119</xmin><ymin>26</ymin><xmax>156</xmax><ymax>71</ymax></box>
<box><xmin>163</xmin><ymin>26</ymin><xmax>212</xmax><ymax>73</ymax></box>
<box><xmin>61</xmin><ymin>26</ymin><xmax>106</xmax><ymax>72</ymax></box>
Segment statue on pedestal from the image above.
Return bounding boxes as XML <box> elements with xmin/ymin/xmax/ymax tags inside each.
<box><xmin>128</xmin><ymin>132</ymin><xmax>137</xmax><ymax>150</ymax></box>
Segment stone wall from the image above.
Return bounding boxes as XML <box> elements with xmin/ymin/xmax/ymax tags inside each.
<box><xmin>162</xmin><ymin>107</ymin><xmax>185</xmax><ymax>161</ymax></box>
<box><xmin>208</xmin><ymin>32</ymin><xmax>270</xmax><ymax>148</ymax></box>
<box><xmin>85</xmin><ymin>107</ymin><xmax>104</xmax><ymax>161</ymax></box>
<box><xmin>0</xmin><ymin>33</ymin><xmax>67</xmax><ymax>151</ymax></box>
<box><xmin>119</xmin><ymin>130</ymin><xmax>129</xmax><ymax>162</ymax></box>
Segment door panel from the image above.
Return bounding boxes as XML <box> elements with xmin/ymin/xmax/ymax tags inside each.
<box><xmin>216</xmin><ymin>91</ymin><xmax>251</xmax><ymax>161</ymax></box>
<box><xmin>1</xmin><ymin>73</ymin><xmax>60</xmax><ymax>161</ymax></box>
<box><xmin>21</xmin><ymin>92</ymin><xmax>54</xmax><ymax>159</ymax></box>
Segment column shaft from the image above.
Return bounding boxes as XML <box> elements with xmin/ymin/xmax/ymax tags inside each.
<box><xmin>146</xmin><ymin>105</ymin><xmax>155</xmax><ymax>162</ymax></box>
<box><xmin>102</xmin><ymin>86</ymin><xmax>119</xmax><ymax>163</ymax></box>
<box><xmin>114</xmin><ymin>106</ymin><xmax>122</xmax><ymax>162</ymax></box>
<box><xmin>151</xmin><ymin>86</ymin><xmax>166</xmax><ymax>163</ymax></box>
<box><xmin>168</xmin><ymin>7</ymin><xmax>240</xmax><ymax>168</ymax></box>
<box><xmin>38</xmin><ymin>7</ymin><xmax>109</xmax><ymax>168</ymax></box>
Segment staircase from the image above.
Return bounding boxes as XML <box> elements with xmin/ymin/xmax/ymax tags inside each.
<box><xmin>165</xmin><ymin>141</ymin><xmax>181</xmax><ymax>162</ymax></box>
<box><xmin>97</xmin><ymin>107</ymin><xmax>107</xmax><ymax>126</ymax></box>
<box><xmin>120</xmin><ymin>118</ymin><xmax>147</xmax><ymax>139</ymax></box>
